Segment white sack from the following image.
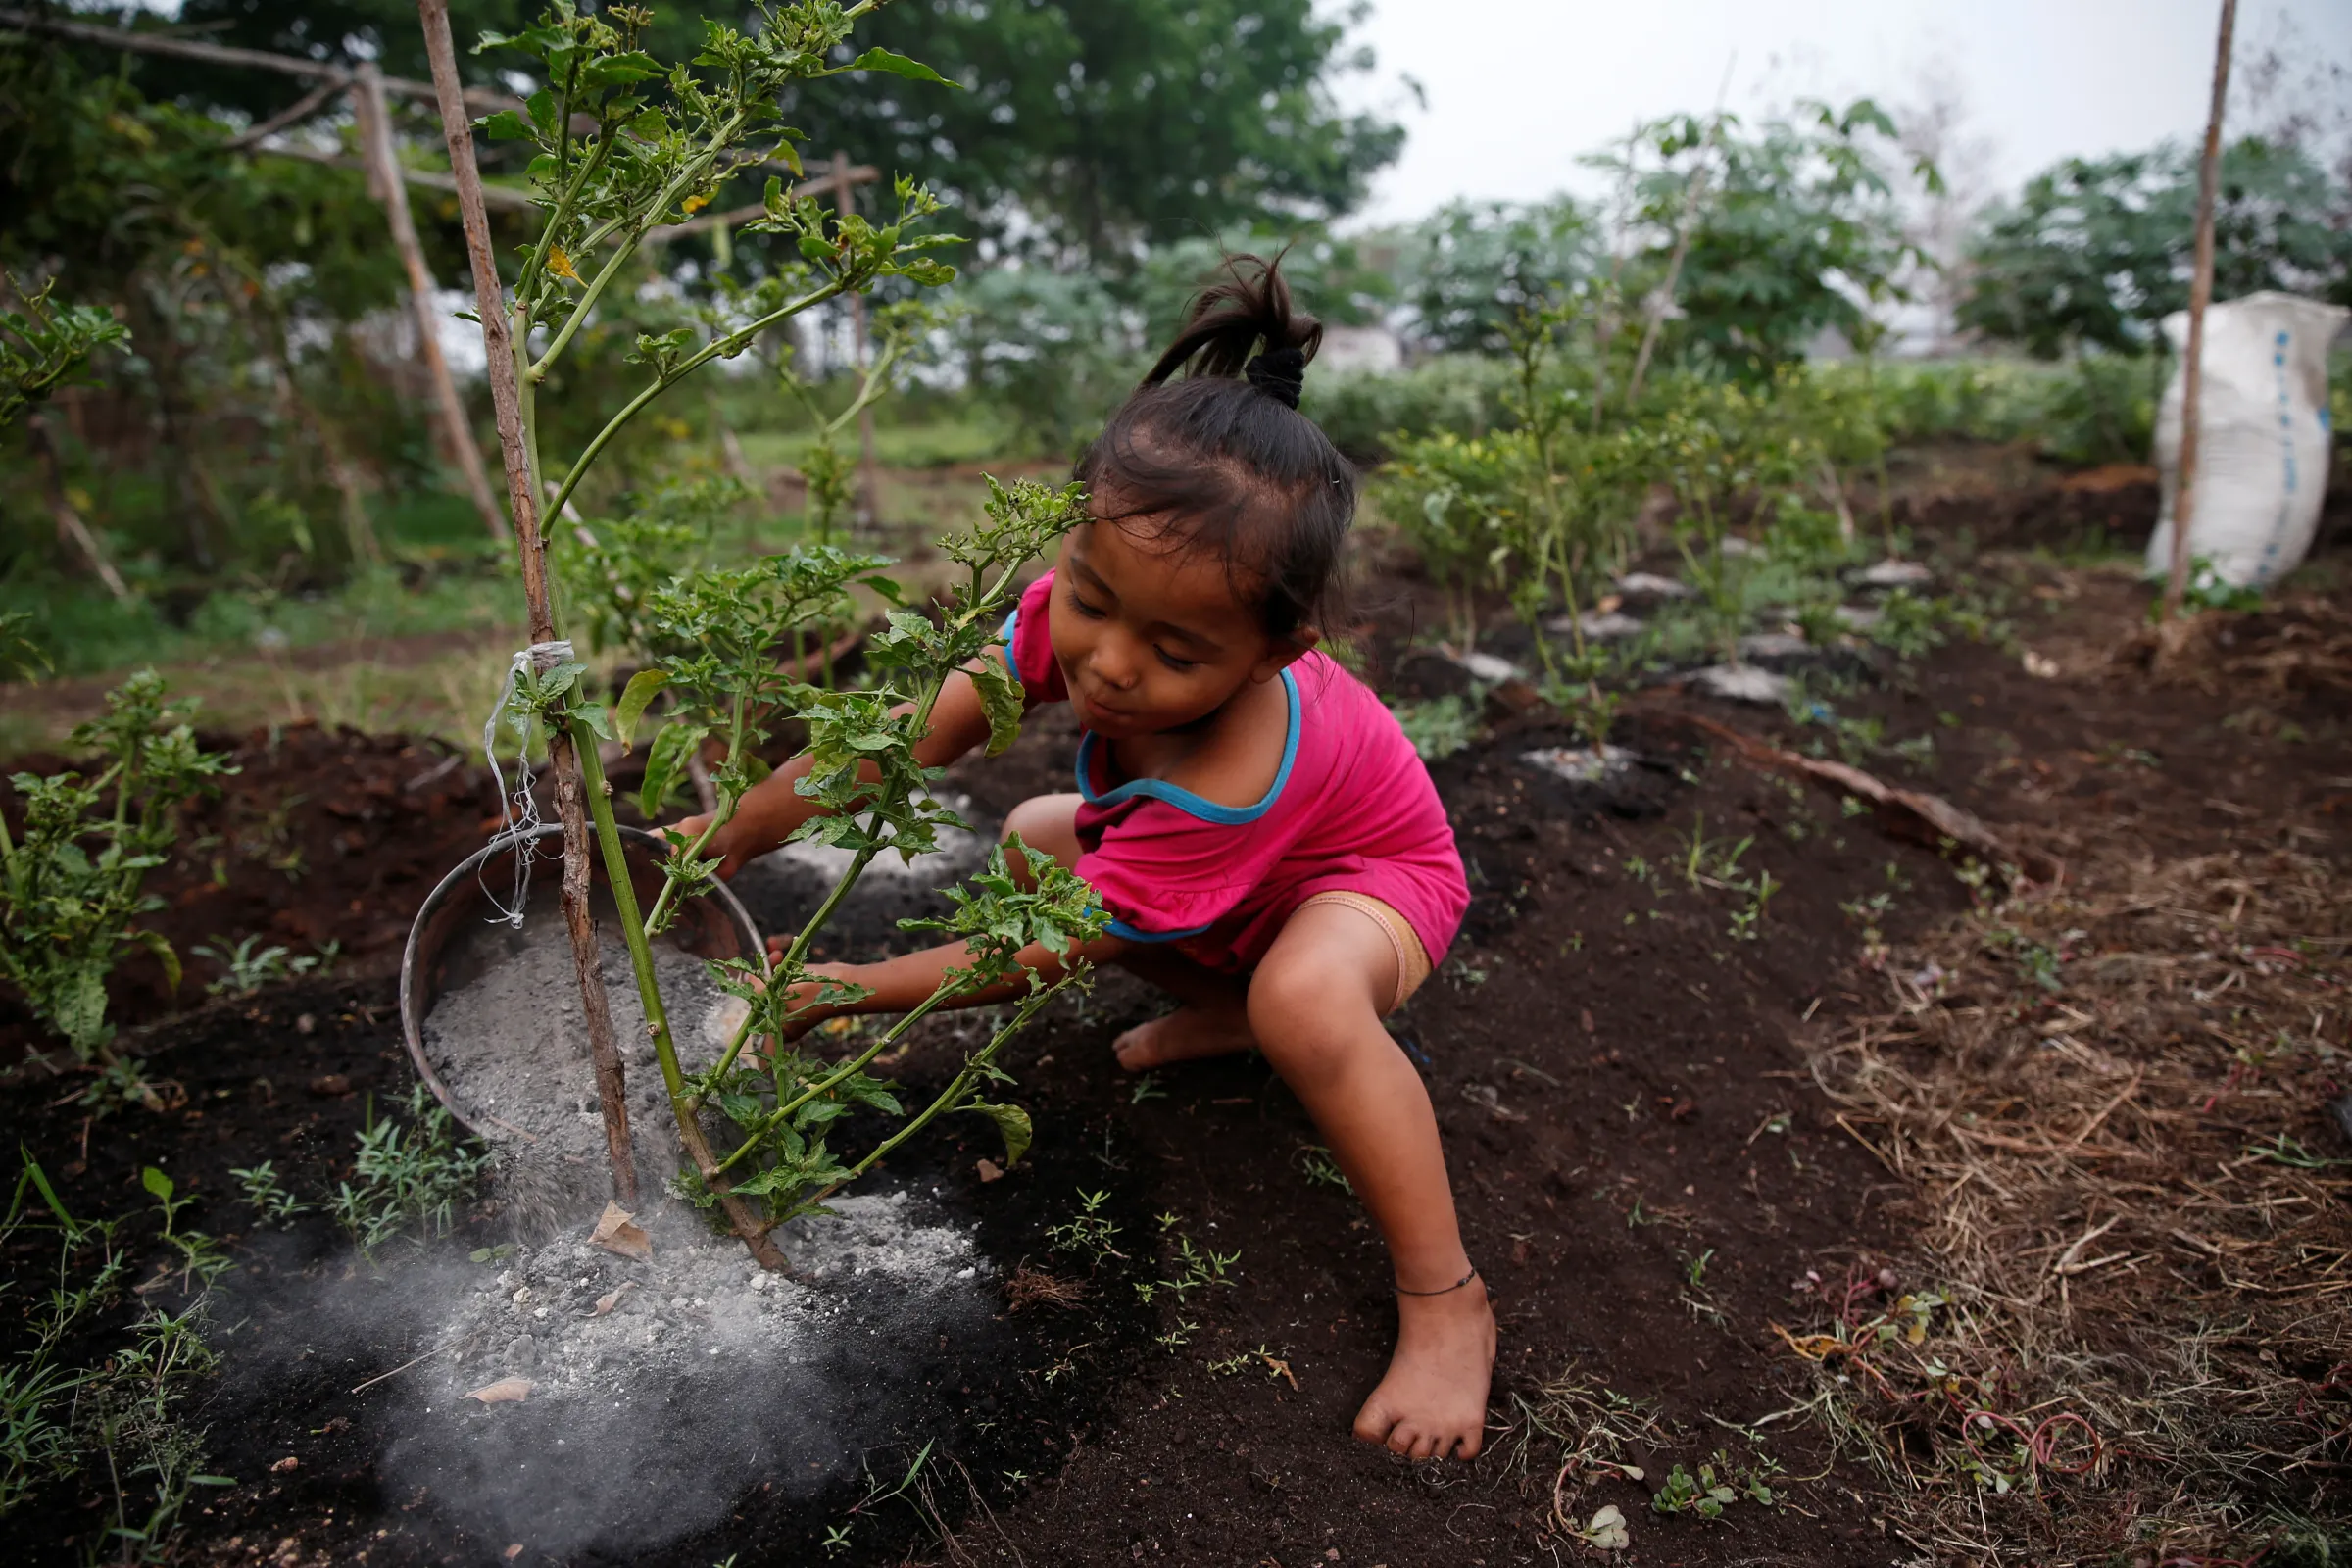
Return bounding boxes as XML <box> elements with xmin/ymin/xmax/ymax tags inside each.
<box><xmin>2145</xmin><ymin>290</ymin><xmax>2347</xmax><ymax>590</ymax></box>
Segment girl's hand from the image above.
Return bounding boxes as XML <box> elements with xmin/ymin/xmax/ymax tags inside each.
<box><xmin>760</xmin><ymin>941</ymin><xmax>860</xmax><ymax>1047</ymax></box>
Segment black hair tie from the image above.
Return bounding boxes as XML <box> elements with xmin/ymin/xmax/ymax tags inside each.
<box><xmin>1245</xmin><ymin>345</ymin><xmax>1307</xmax><ymax>409</ymax></box>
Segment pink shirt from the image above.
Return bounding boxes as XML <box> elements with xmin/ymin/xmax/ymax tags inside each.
<box><xmin>1004</xmin><ymin>570</ymin><xmax>1469</xmax><ymax>974</ymax></box>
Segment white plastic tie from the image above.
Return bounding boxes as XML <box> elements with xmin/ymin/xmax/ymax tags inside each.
<box><xmin>477</xmin><ymin>640</ymin><xmax>574</xmax><ymax>928</ymax></box>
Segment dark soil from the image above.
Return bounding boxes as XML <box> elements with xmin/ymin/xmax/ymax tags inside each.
<box><xmin>5</xmin><ymin>502</ymin><xmax>2348</xmax><ymax>1566</ymax></box>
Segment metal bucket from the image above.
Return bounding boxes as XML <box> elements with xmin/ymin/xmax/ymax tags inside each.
<box><xmin>398</xmin><ymin>823</ymin><xmax>761</xmax><ymax>1141</ymax></box>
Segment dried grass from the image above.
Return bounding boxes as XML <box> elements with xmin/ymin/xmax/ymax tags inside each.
<box><xmin>1797</xmin><ymin>843</ymin><xmax>2352</xmax><ymax>1563</ymax></box>
<box><xmin>2119</xmin><ymin>596</ymin><xmax>2352</xmax><ymax>696</ymax></box>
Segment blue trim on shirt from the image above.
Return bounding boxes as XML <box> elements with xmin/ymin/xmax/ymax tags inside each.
<box><xmin>1072</xmin><ymin>667</ymin><xmax>1301</xmax><ymax>824</ymax></box>
<box><xmin>1000</xmin><ymin>606</ymin><xmax>1018</xmax><ymax>649</ymax></box>
<box><xmin>1106</xmin><ymin>916</ymin><xmax>1213</xmax><ymax>943</ymax></box>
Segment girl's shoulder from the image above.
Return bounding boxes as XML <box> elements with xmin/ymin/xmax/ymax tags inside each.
<box><xmin>1004</xmin><ymin>569</ymin><xmax>1065</xmax><ymax>702</ymax></box>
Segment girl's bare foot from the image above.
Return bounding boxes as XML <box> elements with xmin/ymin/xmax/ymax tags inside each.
<box><xmin>1352</xmin><ymin>1274</ymin><xmax>1496</xmax><ymax>1460</ymax></box>
<box><xmin>1112</xmin><ymin>1002</ymin><xmax>1258</xmax><ymax>1072</ymax></box>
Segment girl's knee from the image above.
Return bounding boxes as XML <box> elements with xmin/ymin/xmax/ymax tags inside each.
<box><xmin>1001</xmin><ymin>793</ymin><xmax>1082</xmax><ymax>884</ymax></box>
<box><xmin>1247</xmin><ymin>955</ymin><xmax>1381</xmax><ymax>1077</ymax></box>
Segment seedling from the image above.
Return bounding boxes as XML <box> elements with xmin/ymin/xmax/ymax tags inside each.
<box><xmin>192</xmin><ymin>935</ymin><xmax>333</xmax><ymax>997</ymax></box>
<box><xmin>1</xmin><ymin>1152</ymin><xmax>230</xmax><ymax>1549</ymax></box>
<box><xmin>1386</xmin><ymin>695</ymin><xmax>1477</xmax><ymax>761</ymax></box>
<box><xmin>330</xmin><ymin>1086</ymin><xmax>494</xmax><ymax>1259</ymax></box>
<box><xmin>1297</xmin><ymin>1145</ymin><xmax>1352</xmax><ymax>1194</ymax></box>
<box><xmin>1156</xmin><ymin>1234</ymin><xmax>1241</xmax><ymax>1300</ymax></box>
<box><xmin>0</xmin><ymin>670</ymin><xmax>231</xmax><ymax>1105</ymax></box>
<box><xmin>229</xmin><ymin>1161</ymin><xmax>309</xmax><ymax>1229</ymax></box>
<box><xmin>1044</xmin><ymin>1190</ymin><xmax>1125</xmax><ymax>1268</ymax></box>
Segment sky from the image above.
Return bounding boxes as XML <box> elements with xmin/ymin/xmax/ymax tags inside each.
<box><xmin>1331</xmin><ymin>0</ymin><xmax>2352</xmax><ymax>224</ymax></box>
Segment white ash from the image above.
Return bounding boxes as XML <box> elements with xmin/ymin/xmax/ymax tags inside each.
<box><xmin>361</xmin><ymin>1186</ymin><xmax>998</xmax><ymax>1557</ymax></box>
<box><xmin>1690</xmin><ymin>663</ymin><xmax>1794</xmax><ymax>706</ymax></box>
<box><xmin>433</xmin><ymin>1190</ymin><xmax>987</xmax><ymax>1401</ymax></box>
<box><xmin>421</xmin><ymin>915</ymin><xmax>746</xmax><ymax>1235</ymax></box>
<box><xmin>1543</xmin><ymin>610</ymin><xmax>1646</xmax><ymax>642</ymax></box>
<box><xmin>1522</xmin><ymin>744</ymin><xmax>1642</xmax><ymax>786</ymax></box>
<box><xmin>1856</xmin><ymin>558</ymin><xmax>1933</xmax><ymax>589</ymax></box>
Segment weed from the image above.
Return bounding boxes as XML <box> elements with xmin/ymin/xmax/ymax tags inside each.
<box><xmin>1044</xmin><ymin>1189</ymin><xmax>1125</xmax><ymax>1268</ymax></box>
<box><xmin>1386</xmin><ymin>694</ymin><xmax>1478</xmax><ymax>761</ymax></box>
<box><xmin>1157</xmin><ymin>1234</ymin><xmax>1240</xmax><ymax>1300</ymax></box>
<box><xmin>0</xmin><ymin>669</ymin><xmax>232</xmax><ymax>1103</ymax></box>
<box><xmin>229</xmin><ymin>1161</ymin><xmax>308</xmax><ymax>1229</ymax></box>
<box><xmin>192</xmin><ymin>935</ymin><xmax>337</xmax><ymax>997</ymax></box>
<box><xmin>141</xmin><ymin>1167</ymin><xmax>230</xmax><ymax>1293</ymax></box>
<box><xmin>1867</xmin><ymin>589</ymin><xmax>1948</xmax><ymax>660</ymax></box>
<box><xmin>329</xmin><ymin>1085</ymin><xmax>492</xmax><ymax>1258</ymax></box>
<box><xmin>1623</xmin><ymin>854</ymin><xmax>1654</xmax><ymax>886</ymax></box>
<box><xmin>0</xmin><ymin>1152</ymin><xmax>229</xmax><ymax>1553</ymax></box>
<box><xmin>1297</xmin><ymin>1145</ymin><xmax>1352</xmax><ymax>1194</ymax></box>
<box><xmin>1128</xmin><ymin>1072</ymin><xmax>1166</xmax><ymax>1105</ymax></box>
<box><xmin>1154</xmin><ymin>1320</ymin><xmax>1199</xmax><ymax>1353</ymax></box>
<box><xmin>1728</xmin><ymin>870</ymin><xmax>1781</xmax><ymax>943</ymax></box>
<box><xmin>1889</xmin><ymin>733</ymin><xmax>1936</xmax><ymax>772</ymax></box>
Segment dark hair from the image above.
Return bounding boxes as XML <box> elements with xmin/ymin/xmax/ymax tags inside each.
<box><xmin>1074</xmin><ymin>254</ymin><xmax>1356</xmax><ymax>640</ymax></box>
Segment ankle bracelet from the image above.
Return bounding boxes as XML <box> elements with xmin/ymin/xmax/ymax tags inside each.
<box><xmin>1395</xmin><ymin>1266</ymin><xmax>1478</xmax><ymax>1297</ymax></box>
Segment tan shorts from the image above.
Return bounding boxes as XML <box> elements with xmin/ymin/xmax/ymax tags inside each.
<box><xmin>1296</xmin><ymin>891</ymin><xmax>1432</xmax><ymax>1014</ymax></box>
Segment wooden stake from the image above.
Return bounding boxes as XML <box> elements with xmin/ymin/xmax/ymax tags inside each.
<box><xmin>2163</xmin><ymin>0</ymin><xmax>2238</xmax><ymax>621</ymax></box>
<box><xmin>353</xmin><ymin>61</ymin><xmax>509</xmax><ymax>542</ymax></box>
<box><xmin>414</xmin><ymin>0</ymin><xmax>635</xmax><ymax>1206</ymax></box>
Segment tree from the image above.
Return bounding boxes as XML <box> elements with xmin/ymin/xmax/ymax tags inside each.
<box><xmin>96</xmin><ymin>0</ymin><xmax>1403</xmax><ymax>266</ymax></box>
<box><xmin>1640</xmin><ymin>100</ymin><xmax>1936</xmax><ymax>377</ymax></box>
<box><xmin>1403</xmin><ymin>197</ymin><xmax>1599</xmax><ymax>354</ymax></box>
<box><xmin>1958</xmin><ymin>137</ymin><xmax>2352</xmax><ymax>358</ymax></box>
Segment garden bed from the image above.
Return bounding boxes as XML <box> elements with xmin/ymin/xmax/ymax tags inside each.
<box><xmin>4</xmin><ymin>525</ymin><xmax>2349</xmax><ymax>1566</ymax></box>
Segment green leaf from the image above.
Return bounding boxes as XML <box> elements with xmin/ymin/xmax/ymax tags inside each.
<box><xmin>638</xmin><ymin>721</ymin><xmax>708</xmax><ymax>820</ymax></box>
<box><xmin>480</xmin><ymin>110</ymin><xmax>532</xmax><ymax>141</ymax></box>
<box><xmin>583</xmin><ymin>51</ymin><xmax>663</xmax><ymax>87</ymax></box>
<box><xmin>136</xmin><ymin>928</ymin><xmax>181</xmax><ymax>993</ymax></box>
<box><xmin>570</xmin><ymin>702</ymin><xmax>612</xmax><ymax>742</ymax></box>
<box><xmin>842</xmin><ymin>47</ymin><xmax>956</xmax><ymax>86</ymax></box>
<box><xmin>959</xmin><ymin>1100</ymin><xmax>1032</xmax><ymax>1167</ymax></box>
<box><xmin>969</xmin><ymin>655</ymin><xmax>1025</xmax><ymax>757</ymax></box>
<box><xmin>612</xmin><ymin>669</ymin><xmax>669</xmax><ymax>755</ymax></box>
<box><xmin>141</xmin><ymin>1165</ymin><xmax>174</xmax><ymax>1203</ymax></box>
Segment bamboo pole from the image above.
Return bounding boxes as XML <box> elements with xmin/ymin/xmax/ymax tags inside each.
<box><xmin>353</xmin><ymin>63</ymin><xmax>509</xmax><ymax>542</ymax></box>
<box><xmin>2163</xmin><ymin>0</ymin><xmax>2237</xmax><ymax>621</ymax></box>
<box><xmin>414</xmin><ymin>0</ymin><xmax>638</xmax><ymax>1207</ymax></box>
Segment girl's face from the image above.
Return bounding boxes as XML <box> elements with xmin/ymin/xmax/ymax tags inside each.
<box><xmin>1046</xmin><ymin>519</ymin><xmax>1314</xmax><ymax>741</ymax></box>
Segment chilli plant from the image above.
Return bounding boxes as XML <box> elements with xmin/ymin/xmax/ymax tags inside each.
<box><xmin>0</xmin><ymin>672</ymin><xmax>231</xmax><ymax>1107</ymax></box>
<box><xmin>447</xmin><ymin>0</ymin><xmax>1102</xmax><ymax>1268</ymax></box>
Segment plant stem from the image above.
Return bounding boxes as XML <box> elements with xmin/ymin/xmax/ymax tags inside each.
<box><xmin>812</xmin><ymin>982</ymin><xmax>1061</xmax><ymax>1202</ymax></box>
<box><xmin>542</xmin><ymin>278</ymin><xmax>848</xmax><ymax>527</ymax></box>
<box><xmin>710</xmin><ymin>980</ymin><xmax>956</xmax><ymax>1177</ymax></box>
<box><xmin>571</xmin><ymin>720</ymin><xmax>787</xmax><ymax>1268</ymax></box>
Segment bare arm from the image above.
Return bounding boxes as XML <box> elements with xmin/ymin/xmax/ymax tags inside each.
<box><xmin>677</xmin><ymin>651</ymin><xmax>1006</xmax><ymax>878</ymax></box>
<box><xmin>776</xmin><ymin>927</ymin><xmax>1134</xmax><ymax>1037</ymax></box>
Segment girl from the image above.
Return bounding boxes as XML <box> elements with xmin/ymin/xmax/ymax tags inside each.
<box><xmin>680</xmin><ymin>257</ymin><xmax>1493</xmax><ymax>1461</ymax></box>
